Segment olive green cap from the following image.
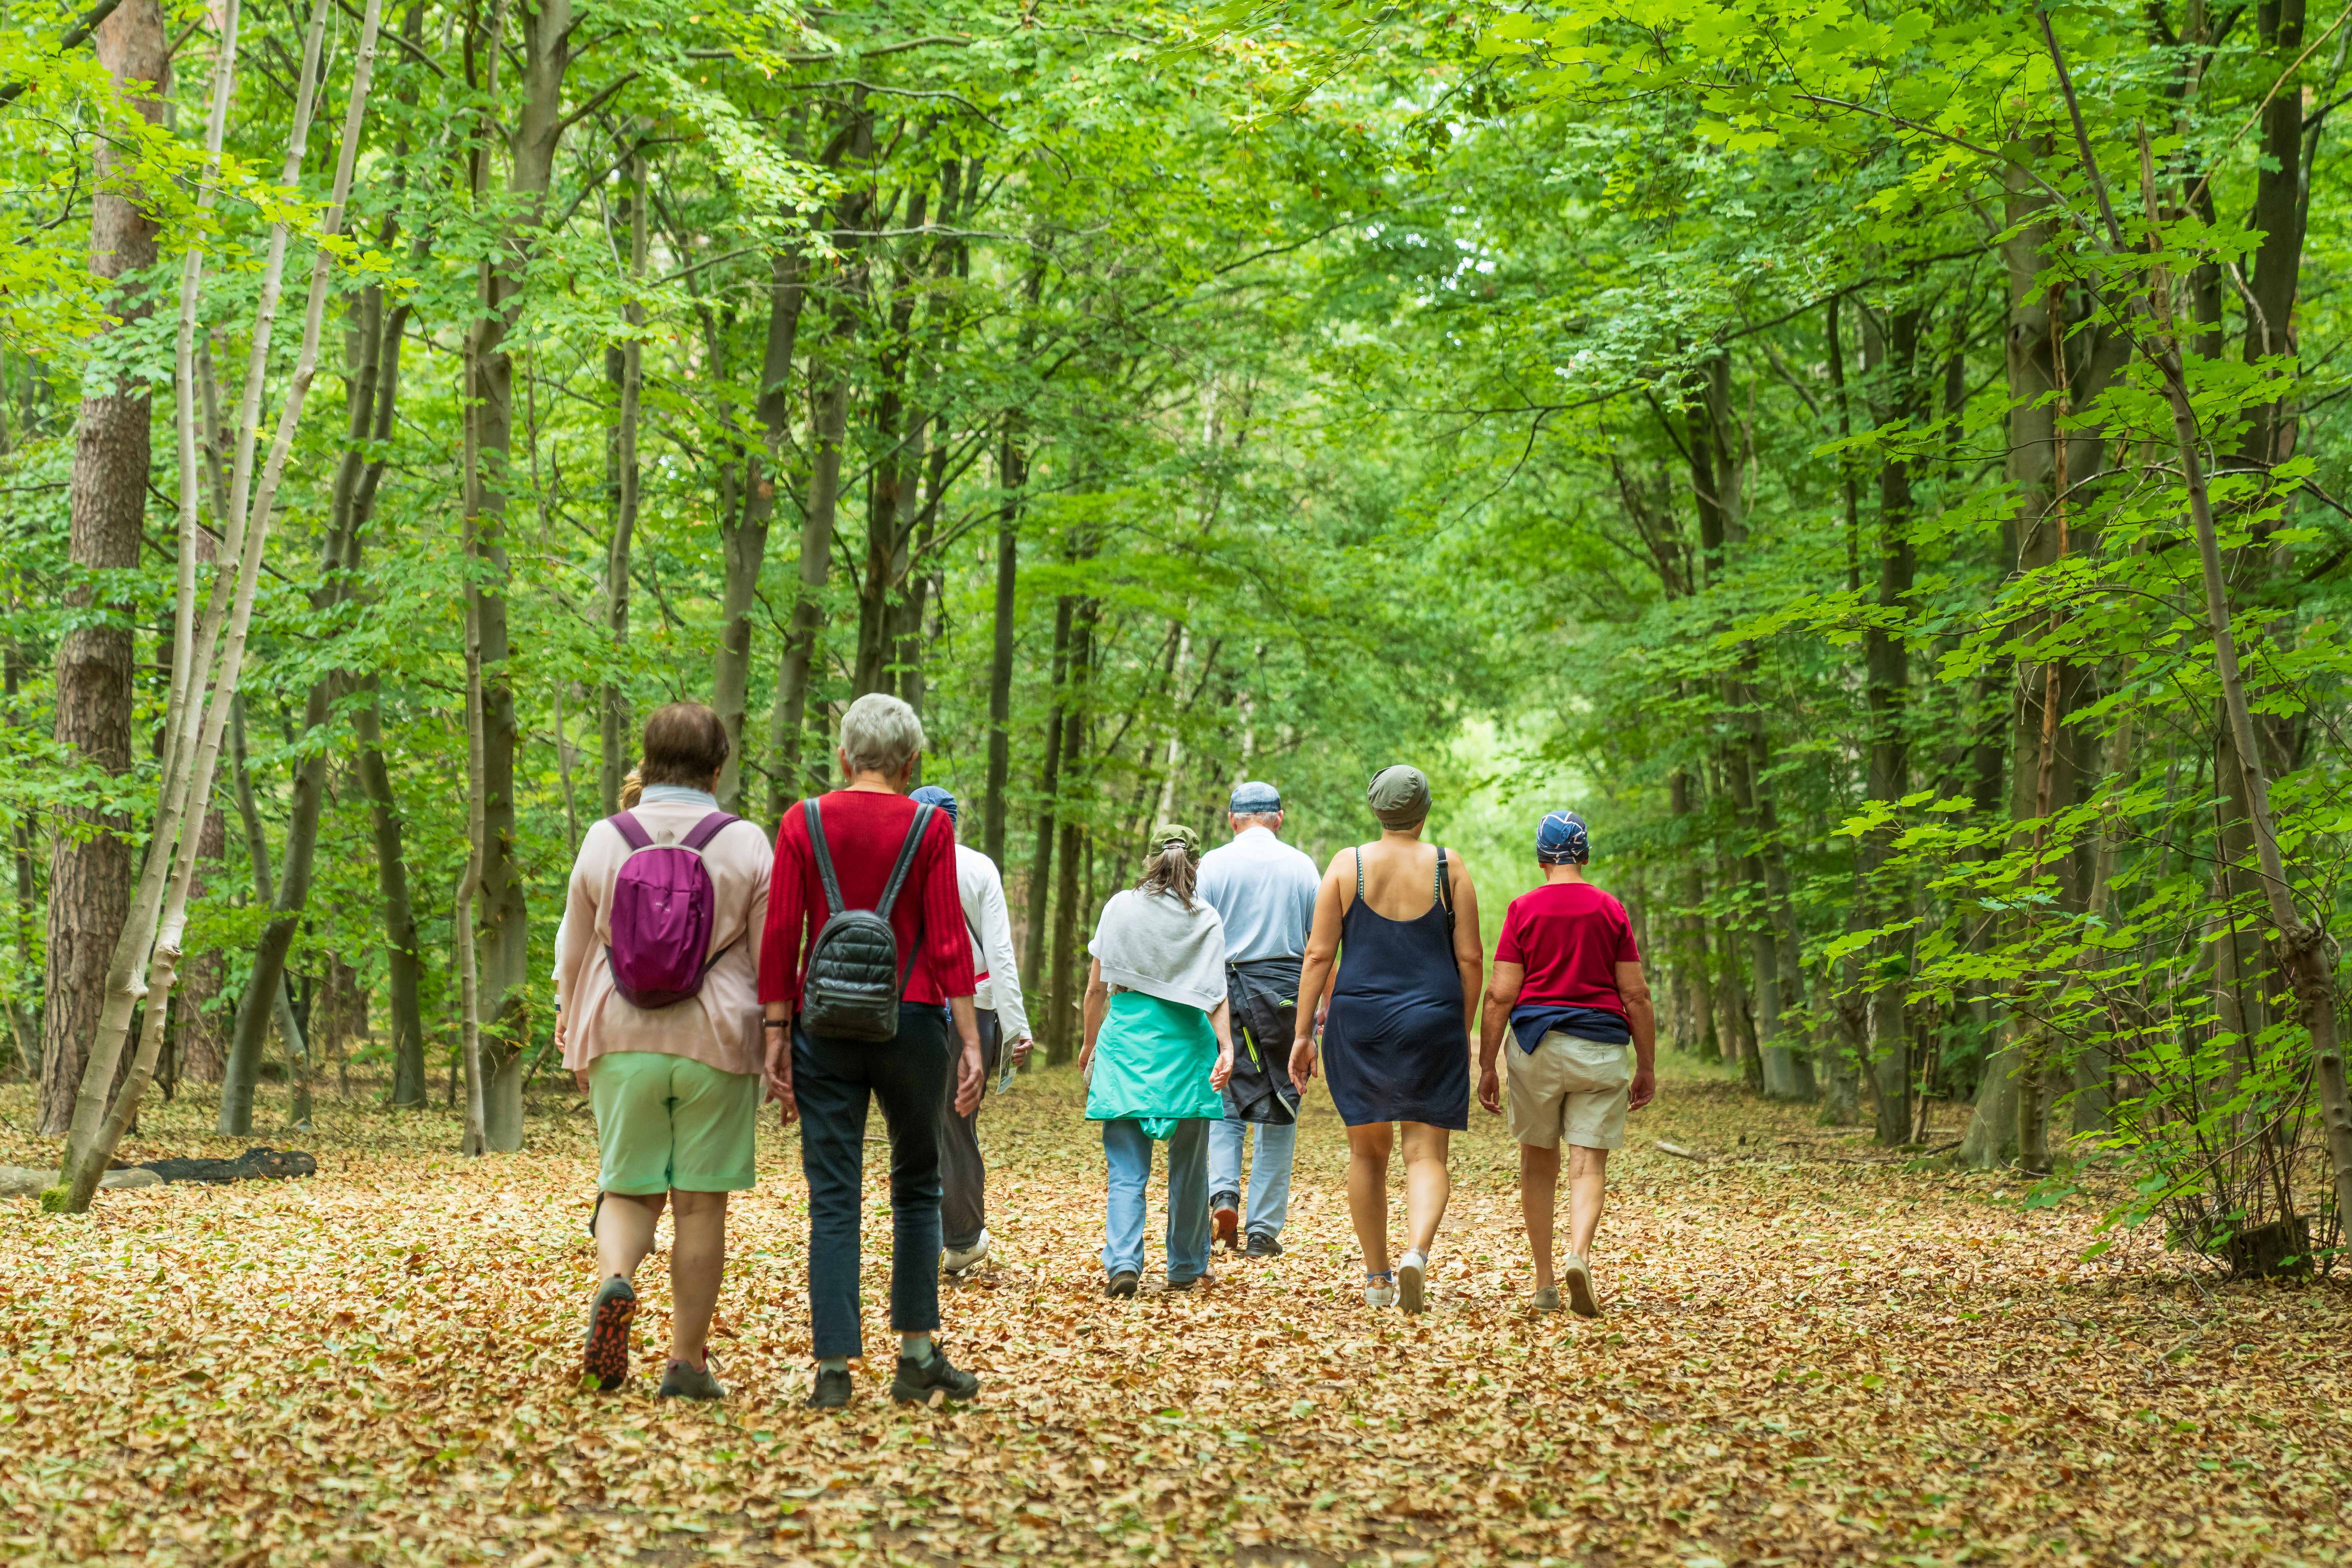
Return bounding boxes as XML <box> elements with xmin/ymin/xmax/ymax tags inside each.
<box><xmin>1150</xmin><ymin>821</ymin><xmax>1202</xmax><ymax>858</ymax></box>
<box><xmin>1367</xmin><ymin>764</ymin><xmax>1431</xmax><ymax>830</ymax></box>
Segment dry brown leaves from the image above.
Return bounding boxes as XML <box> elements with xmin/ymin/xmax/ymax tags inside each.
<box><xmin>1</xmin><ymin>1060</ymin><xmax>2347</xmax><ymax>1567</ymax></box>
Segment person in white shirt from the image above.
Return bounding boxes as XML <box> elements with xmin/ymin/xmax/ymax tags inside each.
<box><xmin>1196</xmin><ymin>780</ymin><xmax>1322</xmax><ymax>1256</ymax></box>
<box><xmin>910</xmin><ymin>786</ymin><xmax>1031</xmax><ymax>1273</ymax></box>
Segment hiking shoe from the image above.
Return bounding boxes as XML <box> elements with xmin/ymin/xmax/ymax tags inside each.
<box><xmin>1531</xmin><ymin>1286</ymin><xmax>1563</xmax><ymax>1314</ymax></box>
<box><xmin>1364</xmin><ymin>1271</ymin><xmax>1396</xmax><ymax>1309</ymax></box>
<box><xmin>942</xmin><ymin>1228</ymin><xmax>990</xmax><ymax>1275</ymax></box>
<box><xmin>1212</xmin><ymin>1203</ymin><xmax>1240</xmax><ymax>1251</ymax></box>
<box><xmin>1562</xmin><ymin>1254</ymin><xmax>1600</xmax><ymax>1318</ymax></box>
<box><xmin>1245</xmin><ymin>1232</ymin><xmax>1284</xmax><ymax>1258</ymax></box>
<box><xmin>891</xmin><ymin>1347</ymin><xmax>980</xmax><ymax>1405</ymax></box>
<box><xmin>658</xmin><ymin>1357</ymin><xmax>725</xmax><ymax>1401</ymax></box>
<box><xmin>1398</xmin><ymin>1249</ymin><xmax>1428</xmax><ymax>1315</ymax></box>
<box><xmin>806</xmin><ymin>1366</ymin><xmax>853</xmax><ymax>1410</ymax></box>
<box><xmin>582</xmin><ymin>1274</ymin><xmax>637</xmax><ymax>1391</ymax></box>
<box><xmin>1164</xmin><ymin>1270</ymin><xmax>1213</xmax><ymax>1293</ymax></box>
<box><xmin>1105</xmin><ymin>1270</ymin><xmax>1140</xmax><ymax>1299</ymax></box>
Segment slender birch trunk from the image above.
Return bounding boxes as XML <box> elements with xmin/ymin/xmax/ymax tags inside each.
<box><xmin>54</xmin><ymin>0</ymin><xmax>383</xmax><ymax>1210</ymax></box>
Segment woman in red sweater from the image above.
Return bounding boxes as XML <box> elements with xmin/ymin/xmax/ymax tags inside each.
<box><xmin>759</xmin><ymin>693</ymin><xmax>985</xmax><ymax>1410</ymax></box>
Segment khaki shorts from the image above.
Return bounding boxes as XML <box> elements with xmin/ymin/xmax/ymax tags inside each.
<box><xmin>1506</xmin><ymin>1032</ymin><xmax>1631</xmax><ymax>1150</ymax></box>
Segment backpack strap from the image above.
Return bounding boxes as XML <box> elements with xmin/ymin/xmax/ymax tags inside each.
<box><xmin>803</xmin><ymin>798</ymin><xmax>848</xmax><ymax>919</ymax></box>
<box><xmin>610</xmin><ymin>812</ymin><xmax>654</xmax><ymax>851</ymax></box>
<box><xmin>682</xmin><ymin>811</ymin><xmax>739</xmax><ymax>852</ymax></box>
<box><xmin>877</xmin><ymin>804</ymin><xmax>937</xmax><ymax>922</ymax></box>
<box><xmin>1436</xmin><ymin>847</ymin><xmax>1456</xmax><ymax>938</ymax></box>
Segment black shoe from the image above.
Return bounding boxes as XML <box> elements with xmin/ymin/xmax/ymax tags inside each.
<box><xmin>891</xmin><ymin>1347</ymin><xmax>980</xmax><ymax>1405</ymax></box>
<box><xmin>1105</xmin><ymin>1270</ymin><xmax>1139</xmax><ymax>1298</ymax></box>
<box><xmin>582</xmin><ymin>1274</ymin><xmax>637</xmax><ymax>1391</ymax></box>
<box><xmin>806</xmin><ymin>1366</ymin><xmax>853</xmax><ymax>1410</ymax></box>
<box><xmin>1212</xmin><ymin>1204</ymin><xmax>1240</xmax><ymax>1250</ymax></box>
<box><xmin>1245</xmin><ymin>1232</ymin><xmax>1284</xmax><ymax>1257</ymax></box>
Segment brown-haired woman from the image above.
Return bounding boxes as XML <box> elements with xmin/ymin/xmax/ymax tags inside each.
<box><xmin>556</xmin><ymin>701</ymin><xmax>772</xmax><ymax>1398</ymax></box>
<box><xmin>1077</xmin><ymin>824</ymin><xmax>1236</xmax><ymax>1297</ymax></box>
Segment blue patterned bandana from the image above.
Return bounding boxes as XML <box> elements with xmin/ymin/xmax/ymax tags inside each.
<box><xmin>909</xmin><ymin>785</ymin><xmax>959</xmax><ymax>826</ymax></box>
<box><xmin>1537</xmin><ymin>811</ymin><xmax>1590</xmax><ymax>865</ymax></box>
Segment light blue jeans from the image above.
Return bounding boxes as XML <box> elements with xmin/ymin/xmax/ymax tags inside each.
<box><xmin>1207</xmin><ymin>1117</ymin><xmax>1298</xmax><ymax>1240</ymax></box>
<box><xmin>1101</xmin><ymin>1118</ymin><xmax>1212</xmax><ymax>1282</ymax></box>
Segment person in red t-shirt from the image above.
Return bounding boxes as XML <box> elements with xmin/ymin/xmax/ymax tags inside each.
<box><xmin>1476</xmin><ymin>811</ymin><xmax>1656</xmax><ymax>1318</ymax></box>
<box><xmin>759</xmin><ymin>694</ymin><xmax>985</xmax><ymax>1411</ymax></box>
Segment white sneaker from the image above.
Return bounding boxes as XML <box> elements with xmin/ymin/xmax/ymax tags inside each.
<box><xmin>1562</xmin><ymin>1253</ymin><xmax>1599</xmax><ymax>1318</ymax></box>
<box><xmin>1363</xmin><ymin>1273</ymin><xmax>1396</xmax><ymax>1308</ymax></box>
<box><xmin>1398</xmin><ymin>1249</ymin><xmax>1428</xmax><ymax>1314</ymax></box>
<box><xmin>941</xmin><ymin>1228</ymin><xmax>990</xmax><ymax>1275</ymax></box>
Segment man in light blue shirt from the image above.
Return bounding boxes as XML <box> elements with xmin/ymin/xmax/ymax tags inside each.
<box><xmin>1196</xmin><ymin>780</ymin><xmax>1321</xmax><ymax>1255</ymax></box>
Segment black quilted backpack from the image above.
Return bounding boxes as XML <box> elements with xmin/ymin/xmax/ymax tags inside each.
<box><xmin>799</xmin><ymin>799</ymin><xmax>935</xmax><ymax>1043</ymax></box>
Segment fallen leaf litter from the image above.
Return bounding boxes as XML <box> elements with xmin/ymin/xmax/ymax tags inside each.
<box><xmin>2</xmin><ymin>1063</ymin><xmax>2345</xmax><ymax>1566</ymax></box>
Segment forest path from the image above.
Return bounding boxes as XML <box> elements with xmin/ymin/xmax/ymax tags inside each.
<box><xmin>1</xmin><ymin>1061</ymin><xmax>2344</xmax><ymax>1567</ymax></box>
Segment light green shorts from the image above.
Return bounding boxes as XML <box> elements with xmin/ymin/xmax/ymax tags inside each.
<box><xmin>589</xmin><ymin>1051</ymin><xmax>761</xmax><ymax>1194</ymax></box>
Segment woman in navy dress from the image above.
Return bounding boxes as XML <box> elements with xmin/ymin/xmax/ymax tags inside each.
<box><xmin>1291</xmin><ymin>765</ymin><xmax>1483</xmax><ymax>1313</ymax></box>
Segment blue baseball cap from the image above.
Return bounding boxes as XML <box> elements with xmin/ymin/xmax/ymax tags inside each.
<box><xmin>1229</xmin><ymin>780</ymin><xmax>1283</xmax><ymax>814</ymax></box>
<box><xmin>909</xmin><ymin>784</ymin><xmax>959</xmax><ymax>825</ymax></box>
<box><xmin>1537</xmin><ymin>810</ymin><xmax>1589</xmax><ymax>865</ymax></box>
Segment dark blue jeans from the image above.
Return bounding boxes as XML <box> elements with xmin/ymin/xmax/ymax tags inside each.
<box><xmin>795</xmin><ymin>1004</ymin><xmax>951</xmax><ymax>1361</ymax></box>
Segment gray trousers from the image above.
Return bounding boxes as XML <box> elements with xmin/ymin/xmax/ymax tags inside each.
<box><xmin>938</xmin><ymin>1008</ymin><xmax>1001</xmax><ymax>1252</ymax></box>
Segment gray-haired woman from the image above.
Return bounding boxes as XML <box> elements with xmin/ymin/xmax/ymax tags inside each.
<box><xmin>1078</xmin><ymin>824</ymin><xmax>1236</xmax><ymax>1297</ymax></box>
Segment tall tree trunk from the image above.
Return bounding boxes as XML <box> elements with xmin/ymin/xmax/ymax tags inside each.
<box><xmin>174</xmin><ymin>806</ymin><xmax>227</xmax><ymax>1082</ymax></box>
<box><xmin>1964</xmin><ymin>153</ymin><xmax>2061</xmax><ymax>1171</ymax></box>
<box><xmin>218</xmin><ymin>695</ymin><xmax>318</xmax><ymax>1132</ymax></box>
<box><xmin>983</xmin><ymin>429</ymin><xmax>1023</xmax><ymax>867</ymax></box>
<box><xmin>853</xmin><ymin>184</ymin><xmax>929</xmax><ymax>699</ymax></box>
<box><xmin>2239</xmin><ymin>0</ymin><xmax>2307</xmax><ymax>475</ymax></box>
<box><xmin>219</xmin><ymin>269</ymin><xmax>390</xmax><ymax>1134</ymax></box>
<box><xmin>40</xmin><ymin>0</ymin><xmax>168</xmax><ymax>1136</ymax></box>
<box><xmin>346</xmin><ymin>264</ymin><xmax>425</xmax><ymax>1105</ymax></box>
<box><xmin>1668</xmin><ymin>766</ymin><xmax>1718</xmax><ymax>1060</ymax></box>
<box><xmin>1045</xmin><ymin>603</ymin><xmax>1098</xmax><ymax>1064</ymax></box>
<box><xmin>1861</xmin><ymin>302</ymin><xmax>1922</xmax><ymax>1143</ymax></box>
<box><xmin>769</xmin><ymin>101</ymin><xmax>872</xmax><ymax>815</ymax></box>
<box><xmin>771</xmin><ymin>334</ymin><xmax>850</xmax><ymax>807</ymax></box>
<box><xmin>714</xmin><ymin>247</ymin><xmax>806</xmax><ymax>812</ymax></box>
<box><xmin>599</xmin><ymin>154</ymin><xmax>644</xmax><ymax>815</ymax></box>
<box><xmin>467</xmin><ymin>0</ymin><xmax>571</xmax><ymax>1151</ymax></box>
<box><xmin>353</xmin><ymin>684</ymin><xmax>425</xmax><ymax>1105</ymax></box>
<box><xmin>1023</xmin><ymin>589</ymin><xmax>1076</xmax><ymax>994</ymax></box>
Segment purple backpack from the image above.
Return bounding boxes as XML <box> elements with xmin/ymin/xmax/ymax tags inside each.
<box><xmin>604</xmin><ymin>810</ymin><xmax>741</xmax><ymax>1009</ymax></box>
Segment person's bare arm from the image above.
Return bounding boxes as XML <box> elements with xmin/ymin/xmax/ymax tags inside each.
<box><xmin>1447</xmin><ymin>852</ymin><xmax>1484</xmax><ymax>1047</ymax></box>
<box><xmin>1617</xmin><ymin>958</ymin><xmax>1657</xmax><ymax>1110</ymax></box>
<box><xmin>1208</xmin><ymin>997</ymin><xmax>1235</xmax><ymax>1091</ymax></box>
<box><xmin>1477</xmin><ymin>960</ymin><xmax>1524</xmax><ymax>1115</ymax></box>
<box><xmin>763</xmin><ymin>1003</ymin><xmax>795</xmax><ymax>1125</ymax></box>
<box><xmin>1078</xmin><ymin>959</ymin><xmax>1109</xmax><ymax>1079</ymax></box>
<box><xmin>949</xmin><ymin>995</ymin><xmax>984</xmax><ymax>1116</ymax></box>
<box><xmin>1288</xmin><ymin>856</ymin><xmax>1348</xmax><ymax>1086</ymax></box>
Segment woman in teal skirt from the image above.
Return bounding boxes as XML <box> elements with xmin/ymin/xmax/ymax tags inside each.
<box><xmin>1078</xmin><ymin>824</ymin><xmax>1236</xmax><ymax>1297</ymax></box>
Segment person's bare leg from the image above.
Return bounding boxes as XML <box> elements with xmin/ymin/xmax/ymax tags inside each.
<box><xmin>595</xmin><ymin>1192</ymin><xmax>664</xmax><ymax>1282</ymax></box>
<box><xmin>1400</xmin><ymin>1123</ymin><xmax>1452</xmax><ymax>1257</ymax></box>
<box><xmin>667</xmin><ymin>1190</ymin><xmax>728</xmax><ymax>1367</ymax></box>
<box><xmin>1567</xmin><ymin>1145</ymin><xmax>1608</xmax><ymax>1260</ymax></box>
<box><xmin>1520</xmin><ymin>1143</ymin><xmax>1561</xmax><ymax>1290</ymax></box>
<box><xmin>1344</xmin><ymin>1123</ymin><xmax>1395</xmax><ymax>1277</ymax></box>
